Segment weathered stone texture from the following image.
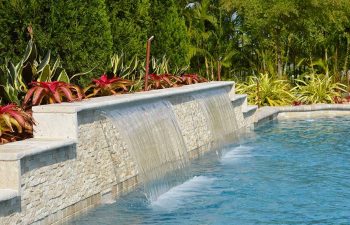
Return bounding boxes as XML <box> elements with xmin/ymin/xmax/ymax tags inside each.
<box><xmin>232</xmin><ymin>98</ymin><xmax>246</xmax><ymax>129</ymax></box>
<box><xmin>0</xmin><ymin>117</ymin><xmax>139</xmax><ymax>225</ymax></box>
<box><xmin>171</xmin><ymin>96</ymin><xmax>213</xmax><ymax>156</ymax></box>
<box><xmin>0</xmin><ymin>161</ymin><xmax>20</xmax><ymax>190</ymax></box>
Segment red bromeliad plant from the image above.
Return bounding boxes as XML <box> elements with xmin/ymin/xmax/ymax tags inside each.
<box><xmin>0</xmin><ymin>104</ymin><xmax>34</xmax><ymax>144</ymax></box>
<box><xmin>333</xmin><ymin>96</ymin><xmax>343</xmax><ymax>104</ymax></box>
<box><xmin>292</xmin><ymin>100</ymin><xmax>303</xmax><ymax>106</ymax></box>
<box><xmin>23</xmin><ymin>81</ymin><xmax>83</xmax><ymax>107</ymax></box>
<box><xmin>147</xmin><ymin>73</ymin><xmax>182</xmax><ymax>90</ymax></box>
<box><xmin>84</xmin><ymin>74</ymin><xmax>133</xmax><ymax>97</ymax></box>
<box><xmin>333</xmin><ymin>95</ymin><xmax>350</xmax><ymax>104</ymax></box>
<box><xmin>147</xmin><ymin>74</ymin><xmax>172</xmax><ymax>89</ymax></box>
<box><xmin>180</xmin><ymin>74</ymin><xmax>208</xmax><ymax>85</ymax></box>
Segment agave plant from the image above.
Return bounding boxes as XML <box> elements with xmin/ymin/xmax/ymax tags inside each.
<box><xmin>151</xmin><ymin>56</ymin><xmax>170</xmax><ymax>75</ymax></box>
<box><xmin>110</xmin><ymin>53</ymin><xmax>140</xmax><ymax>79</ymax></box>
<box><xmin>0</xmin><ymin>62</ymin><xmax>26</xmax><ymax>105</ymax></box>
<box><xmin>292</xmin><ymin>74</ymin><xmax>347</xmax><ymax>104</ymax></box>
<box><xmin>180</xmin><ymin>74</ymin><xmax>208</xmax><ymax>85</ymax></box>
<box><xmin>0</xmin><ymin>39</ymin><xmax>81</xmax><ymax>105</ymax></box>
<box><xmin>236</xmin><ymin>73</ymin><xmax>295</xmax><ymax>106</ymax></box>
<box><xmin>23</xmin><ymin>81</ymin><xmax>83</xmax><ymax>107</ymax></box>
<box><xmin>84</xmin><ymin>74</ymin><xmax>134</xmax><ymax>97</ymax></box>
<box><xmin>172</xmin><ymin>65</ymin><xmax>190</xmax><ymax>76</ymax></box>
<box><xmin>0</xmin><ymin>39</ymin><xmax>37</xmax><ymax>104</ymax></box>
<box><xmin>19</xmin><ymin>39</ymin><xmax>73</xmax><ymax>83</ymax></box>
<box><xmin>0</xmin><ymin>38</ymin><xmax>94</xmax><ymax>103</ymax></box>
<box><xmin>0</xmin><ymin>104</ymin><xmax>34</xmax><ymax>144</ymax></box>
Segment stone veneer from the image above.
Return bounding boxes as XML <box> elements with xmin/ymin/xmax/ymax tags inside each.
<box><xmin>0</xmin><ymin>82</ymin><xmax>253</xmax><ymax>225</ymax></box>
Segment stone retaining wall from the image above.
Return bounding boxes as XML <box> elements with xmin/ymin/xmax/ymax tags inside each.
<box><xmin>0</xmin><ymin>82</ymin><xmax>250</xmax><ymax>225</ymax></box>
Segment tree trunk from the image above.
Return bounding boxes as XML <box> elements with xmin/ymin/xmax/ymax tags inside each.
<box><xmin>310</xmin><ymin>54</ymin><xmax>314</xmax><ymax>74</ymax></box>
<box><xmin>283</xmin><ymin>34</ymin><xmax>292</xmax><ymax>76</ymax></box>
<box><xmin>211</xmin><ymin>59</ymin><xmax>214</xmax><ymax>80</ymax></box>
<box><xmin>284</xmin><ymin>46</ymin><xmax>290</xmax><ymax>75</ymax></box>
<box><xmin>325</xmin><ymin>48</ymin><xmax>329</xmax><ymax>76</ymax></box>
<box><xmin>293</xmin><ymin>56</ymin><xmax>296</xmax><ymax>77</ymax></box>
<box><xmin>343</xmin><ymin>35</ymin><xmax>350</xmax><ymax>74</ymax></box>
<box><xmin>205</xmin><ymin>57</ymin><xmax>209</xmax><ymax>80</ymax></box>
<box><xmin>276</xmin><ymin>30</ymin><xmax>283</xmax><ymax>77</ymax></box>
<box><xmin>262</xmin><ymin>54</ymin><xmax>266</xmax><ymax>73</ymax></box>
<box><xmin>334</xmin><ymin>42</ymin><xmax>339</xmax><ymax>80</ymax></box>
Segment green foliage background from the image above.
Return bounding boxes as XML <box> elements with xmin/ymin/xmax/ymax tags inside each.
<box><xmin>106</xmin><ymin>0</ymin><xmax>151</xmax><ymax>58</ymax></box>
<box><xmin>149</xmin><ymin>0</ymin><xmax>190</xmax><ymax>67</ymax></box>
<box><xmin>2</xmin><ymin>0</ymin><xmax>350</xmax><ymax>82</ymax></box>
<box><xmin>0</xmin><ymin>0</ymin><xmax>113</xmax><ymax>86</ymax></box>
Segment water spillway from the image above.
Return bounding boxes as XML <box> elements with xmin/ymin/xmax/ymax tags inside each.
<box><xmin>195</xmin><ymin>89</ymin><xmax>240</xmax><ymax>149</ymax></box>
<box><xmin>107</xmin><ymin>101</ymin><xmax>190</xmax><ymax>201</ymax></box>
<box><xmin>104</xmin><ymin>88</ymin><xmax>240</xmax><ymax>201</ymax></box>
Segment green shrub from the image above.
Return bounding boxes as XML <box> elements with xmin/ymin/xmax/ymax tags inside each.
<box><xmin>292</xmin><ymin>74</ymin><xmax>347</xmax><ymax>104</ymax></box>
<box><xmin>150</xmin><ymin>0</ymin><xmax>190</xmax><ymax>67</ymax></box>
<box><xmin>0</xmin><ymin>0</ymin><xmax>113</xmax><ymax>87</ymax></box>
<box><xmin>107</xmin><ymin>0</ymin><xmax>190</xmax><ymax>67</ymax></box>
<box><xmin>0</xmin><ymin>0</ymin><xmax>51</xmax><ymax>62</ymax></box>
<box><xmin>236</xmin><ymin>73</ymin><xmax>294</xmax><ymax>106</ymax></box>
<box><xmin>106</xmin><ymin>0</ymin><xmax>151</xmax><ymax>58</ymax></box>
<box><xmin>48</xmin><ymin>0</ymin><xmax>113</xmax><ymax>85</ymax></box>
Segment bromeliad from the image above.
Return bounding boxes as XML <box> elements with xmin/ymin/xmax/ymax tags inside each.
<box><xmin>0</xmin><ymin>104</ymin><xmax>34</xmax><ymax>144</ymax></box>
<box><xmin>23</xmin><ymin>81</ymin><xmax>83</xmax><ymax>107</ymax></box>
<box><xmin>147</xmin><ymin>73</ymin><xmax>181</xmax><ymax>90</ymax></box>
<box><xmin>84</xmin><ymin>74</ymin><xmax>133</xmax><ymax>97</ymax></box>
<box><xmin>180</xmin><ymin>74</ymin><xmax>207</xmax><ymax>85</ymax></box>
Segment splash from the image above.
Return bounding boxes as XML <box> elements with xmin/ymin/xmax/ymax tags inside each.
<box><xmin>151</xmin><ymin>176</ymin><xmax>215</xmax><ymax>211</ymax></box>
<box><xmin>221</xmin><ymin>145</ymin><xmax>253</xmax><ymax>164</ymax></box>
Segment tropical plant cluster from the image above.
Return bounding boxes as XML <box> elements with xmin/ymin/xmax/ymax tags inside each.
<box><xmin>236</xmin><ymin>73</ymin><xmax>348</xmax><ymax>107</ymax></box>
<box><xmin>2</xmin><ymin>1</ymin><xmax>350</xmax><ymax>82</ymax></box>
<box><xmin>0</xmin><ymin>40</ymin><xmax>207</xmax><ymax>144</ymax></box>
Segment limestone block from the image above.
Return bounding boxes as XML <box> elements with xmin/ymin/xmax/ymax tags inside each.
<box><xmin>0</xmin><ymin>161</ymin><xmax>20</xmax><ymax>190</ymax></box>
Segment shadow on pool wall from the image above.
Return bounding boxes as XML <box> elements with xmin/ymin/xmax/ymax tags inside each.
<box><xmin>0</xmin><ymin>82</ymin><xmax>258</xmax><ymax>225</ymax></box>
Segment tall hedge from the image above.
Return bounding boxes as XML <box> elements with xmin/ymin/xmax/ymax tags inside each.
<box><xmin>0</xmin><ymin>0</ymin><xmax>113</xmax><ymax>85</ymax></box>
<box><xmin>0</xmin><ymin>0</ymin><xmax>51</xmax><ymax>62</ymax></box>
<box><xmin>107</xmin><ymin>0</ymin><xmax>151</xmax><ymax>58</ymax></box>
<box><xmin>150</xmin><ymin>0</ymin><xmax>190</xmax><ymax>67</ymax></box>
<box><xmin>0</xmin><ymin>0</ymin><xmax>190</xmax><ymax>79</ymax></box>
<box><xmin>48</xmin><ymin>0</ymin><xmax>113</xmax><ymax>79</ymax></box>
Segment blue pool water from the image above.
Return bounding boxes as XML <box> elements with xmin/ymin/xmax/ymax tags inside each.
<box><xmin>68</xmin><ymin>117</ymin><xmax>350</xmax><ymax>224</ymax></box>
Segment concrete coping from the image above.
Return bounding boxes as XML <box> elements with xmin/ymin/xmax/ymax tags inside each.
<box><xmin>0</xmin><ymin>189</ymin><xmax>18</xmax><ymax>202</ymax></box>
<box><xmin>32</xmin><ymin>81</ymin><xmax>235</xmax><ymax>114</ymax></box>
<box><xmin>231</xmin><ymin>94</ymin><xmax>247</xmax><ymax>101</ymax></box>
<box><xmin>243</xmin><ymin>105</ymin><xmax>258</xmax><ymax>114</ymax></box>
<box><xmin>0</xmin><ymin>138</ymin><xmax>76</xmax><ymax>161</ymax></box>
<box><xmin>255</xmin><ymin>104</ymin><xmax>350</xmax><ymax>125</ymax></box>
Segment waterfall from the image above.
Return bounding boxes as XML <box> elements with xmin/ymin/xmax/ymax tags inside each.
<box><xmin>106</xmin><ymin>101</ymin><xmax>189</xmax><ymax>201</ymax></box>
<box><xmin>195</xmin><ymin>89</ymin><xmax>240</xmax><ymax>149</ymax></box>
<box><xmin>104</xmin><ymin>89</ymin><xmax>240</xmax><ymax>201</ymax></box>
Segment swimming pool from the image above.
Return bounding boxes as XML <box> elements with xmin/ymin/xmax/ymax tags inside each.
<box><xmin>67</xmin><ymin>117</ymin><xmax>350</xmax><ymax>224</ymax></box>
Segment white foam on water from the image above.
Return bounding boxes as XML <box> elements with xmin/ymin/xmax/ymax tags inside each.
<box><xmin>150</xmin><ymin>176</ymin><xmax>215</xmax><ymax>211</ymax></box>
<box><xmin>306</xmin><ymin>119</ymin><xmax>315</xmax><ymax>122</ymax></box>
<box><xmin>221</xmin><ymin>145</ymin><xmax>253</xmax><ymax>164</ymax></box>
